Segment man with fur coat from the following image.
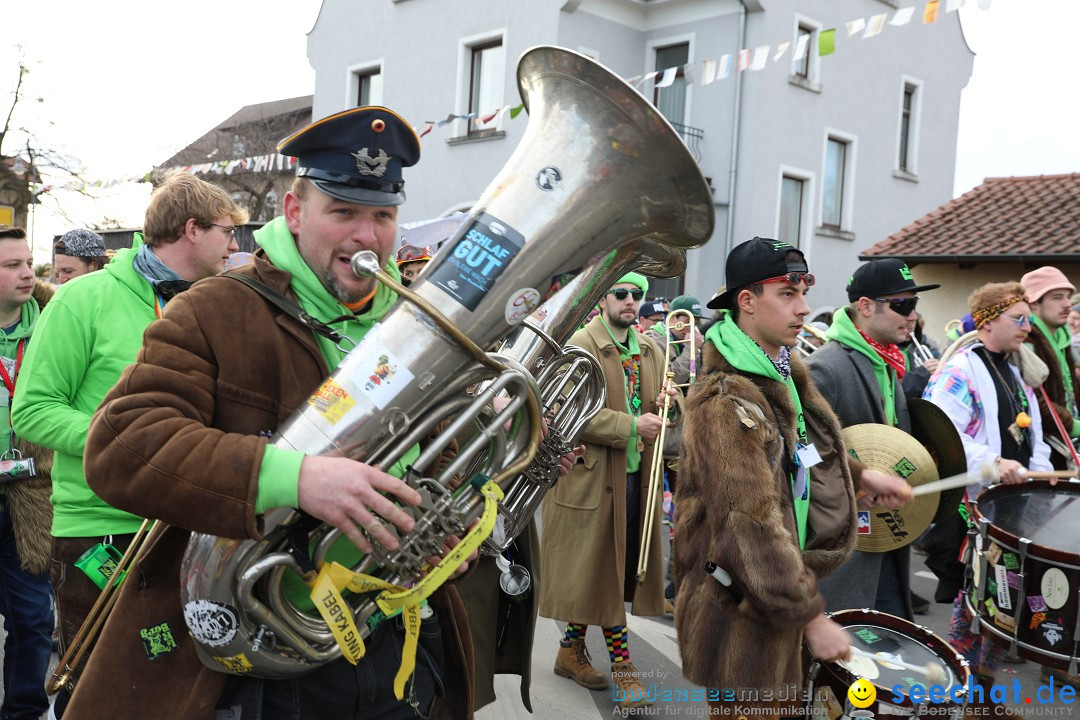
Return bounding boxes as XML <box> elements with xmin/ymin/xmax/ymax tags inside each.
<box><xmin>673</xmin><ymin>238</ymin><xmax>911</xmax><ymax>711</ymax></box>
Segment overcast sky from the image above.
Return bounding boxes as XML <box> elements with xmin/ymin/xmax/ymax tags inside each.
<box><xmin>4</xmin><ymin>0</ymin><xmax>1079</xmax><ymax>260</ymax></box>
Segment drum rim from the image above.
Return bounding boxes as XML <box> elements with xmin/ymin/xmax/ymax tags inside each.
<box><xmin>970</xmin><ymin>480</ymin><xmax>1080</xmax><ymax>567</ymax></box>
<box><xmin>962</xmin><ymin>594</ymin><xmax>1079</xmax><ymax>672</ymax></box>
<box><xmin>818</xmin><ymin>608</ymin><xmax>971</xmax><ymax>708</ymax></box>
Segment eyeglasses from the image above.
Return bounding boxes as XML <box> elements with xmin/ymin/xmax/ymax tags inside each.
<box><xmin>609</xmin><ymin>288</ymin><xmax>644</xmax><ymax>301</ymax></box>
<box><xmin>872</xmin><ymin>297</ymin><xmax>919</xmax><ymax>316</ymax></box>
<box><xmin>207</xmin><ymin>223</ymin><xmax>237</xmax><ymax>238</ymax></box>
<box><xmin>760</xmin><ymin>272</ymin><xmax>816</xmax><ymax>287</ymax></box>
<box><xmin>1001</xmin><ymin>313</ymin><xmax>1032</xmax><ymax>328</ymax></box>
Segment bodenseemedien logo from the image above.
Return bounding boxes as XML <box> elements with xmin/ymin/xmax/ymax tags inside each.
<box><xmin>847</xmin><ymin>678</ymin><xmax>877</xmax><ymax>708</ymax></box>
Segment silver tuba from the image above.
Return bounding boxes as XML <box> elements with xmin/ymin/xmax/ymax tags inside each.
<box><xmin>180</xmin><ymin>45</ymin><xmax>713</xmax><ymax>678</ymax></box>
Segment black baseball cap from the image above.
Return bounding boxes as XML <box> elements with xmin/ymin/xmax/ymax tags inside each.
<box><xmin>639</xmin><ymin>300</ymin><xmax>666</xmax><ymax>318</ymax></box>
<box><xmin>707</xmin><ymin>237</ymin><xmax>809</xmax><ymax>310</ymax></box>
<box><xmin>846</xmin><ymin>258</ymin><xmax>940</xmax><ymax>302</ymax></box>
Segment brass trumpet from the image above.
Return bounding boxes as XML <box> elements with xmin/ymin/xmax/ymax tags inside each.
<box><xmin>636</xmin><ymin>309</ymin><xmax>698</xmax><ymax>583</ymax></box>
<box><xmin>46</xmin><ymin>518</ymin><xmax>153</xmax><ymax>695</ymax></box>
<box><xmin>794</xmin><ymin>322</ymin><xmax>828</xmax><ymax>357</ymax></box>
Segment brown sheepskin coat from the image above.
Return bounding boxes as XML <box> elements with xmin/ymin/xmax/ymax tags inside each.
<box><xmin>673</xmin><ymin>343</ymin><xmax>856</xmax><ymax>692</ymax></box>
<box><xmin>1027</xmin><ymin>326</ymin><xmax>1079</xmax><ymax>468</ymax></box>
<box><xmin>9</xmin><ymin>280</ymin><xmax>54</xmax><ymax>575</ymax></box>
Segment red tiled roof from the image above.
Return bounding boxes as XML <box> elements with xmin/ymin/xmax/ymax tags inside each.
<box><xmin>861</xmin><ymin>174</ymin><xmax>1080</xmax><ymax>262</ymax></box>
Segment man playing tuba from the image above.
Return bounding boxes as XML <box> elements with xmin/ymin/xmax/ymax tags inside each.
<box><xmin>77</xmin><ymin>108</ymin><xmax>477</xmax><ymax>720</ymax></box>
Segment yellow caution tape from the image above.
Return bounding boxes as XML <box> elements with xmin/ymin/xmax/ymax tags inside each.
<box><xmin>309</xmin><ymin>478</ymin><xmax>504</xmax><ymax>699</ymax></box>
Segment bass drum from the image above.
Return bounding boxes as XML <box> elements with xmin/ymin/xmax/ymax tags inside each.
<box><xmin>805</xmin><ymin>609</ymin><xmax>970</xmax><ymax>720</ymax></box>
<box><xmin>964</xmin><ymin>480</ymin><xmax>1080</xmax><ymax>674</ymax></box>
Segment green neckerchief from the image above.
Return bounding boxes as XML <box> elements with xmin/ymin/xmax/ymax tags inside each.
<box><xmin>254</xmin><ymin>216</ymin><xmax>401</xmax><ymax>369</ymax></box>
<box><xmin>706</xmin><ymin>312</ymin><xmax>810</xmax><ymax>548</ymax></box>
<box><xmin>256</xmin><ymin>217</ymin><xmax>421</xmax><ymax>611</ymax></box>
<box><xmin>599</xmin><ymin>315</ymin><xmax>643</xmax><ymax>473</ymax></box>
<box><xmin>827</xmin><ymin>307</ymin><xmax>898</xmax><ymax>426</ymax></box>
<box><xmin>1030</xmin><ymin>313</ymin><xmax>1078</xmax><ymax>421</ymax></box>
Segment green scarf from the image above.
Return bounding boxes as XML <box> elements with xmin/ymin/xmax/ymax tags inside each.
<box><xmin>826</xmin><ymin>307</ymin><xmax>897</xmax><ymax>426</ymax></box>
<box><xmin>599</xmin><ymin>316</ymin><xmax>643</xmax><ymax>473</ymax></box>
<box><xmin>254</xmin><ymin>216</ymin><xmax>402</xmax><ymax>369</ymax></box>
<box><xmin>706</xmin><ymin>312</ymin><xmax>810</xmax><ymax>548</ymax></box>
<box><xmin>1031</xmin><ymin>313</ymin><xmax>1078</xmax><ymax>423</ymax></box>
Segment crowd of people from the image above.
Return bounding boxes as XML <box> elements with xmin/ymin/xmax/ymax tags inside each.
<box><xmin>0</xmin><ymin>103</ymin><xmax>1074</xmax><ymax>720</ymax></box>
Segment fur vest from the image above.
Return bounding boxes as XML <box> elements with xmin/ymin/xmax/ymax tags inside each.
<box><xmin>1027</xmin><ymin>327</ymin><xmax>1079</xmax><ymax>462</ymax></box>
<box><xmin>673</xmin><ymin>343</ymin><xmax>856</xmax><ymax>692</ymax></box>
<box><xmin>9</xmin><ymin>280</ymin><xmax>54</xmax><ymax>574</ymax></box>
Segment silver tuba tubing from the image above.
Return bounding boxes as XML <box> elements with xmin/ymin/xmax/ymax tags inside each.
<box><xmin>180</xmin><ymin>44</ymin><xmax>713</xmax><ymax>678</ymax></box>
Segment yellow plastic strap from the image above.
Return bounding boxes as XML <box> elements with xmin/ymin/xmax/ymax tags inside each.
<box><xmin>376</xmin><ymin>480</ymin><xmax>504</xmax><ymax>614</ymax></box>
<box><xmin>307</xmin><ymin>480</ymin><xmax>503</xmax><ymax>699</ymax></box>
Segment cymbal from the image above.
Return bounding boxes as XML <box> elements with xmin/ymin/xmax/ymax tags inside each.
<box><xmin>907</xmin><ymin>398</ymin><xmax>967</xmax><ymax>525</ymax></box>
<box><xmin>843</xmin><ymin>423</ymin><xmax>940</xmax><ymax>553</ymax></box>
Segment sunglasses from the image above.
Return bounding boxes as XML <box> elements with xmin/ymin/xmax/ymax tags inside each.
<box><xmin>397</xmin><ymin>245</ymin><xmax>432</xmax><ymax>263</ymax></box>
<box><xmin>760</xmin><ymin>272</ymin><xmax>816</xmax><ymax>287</ymax></box>
<box><xmin>609</xmin><ymin>288</ymin><xmax>645</xmax><ymax>301</ymax></box>
<box><xmin>1001</xmin><ymin>313</ymin><xmax>1031</xmax><ymax>328</ymax></box>
<box><xmin>872</xmin><ymin>297</ymin><xmax>919</xmax><ymax>316</ymax></box>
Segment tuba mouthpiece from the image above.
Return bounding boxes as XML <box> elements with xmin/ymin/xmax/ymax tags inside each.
<box><xmin>350</xmin><ymin>250</ymin><xmax>382</xmax><ymax>278</ymax></box>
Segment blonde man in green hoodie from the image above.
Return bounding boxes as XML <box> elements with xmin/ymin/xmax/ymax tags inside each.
<box><xmin>12</xmin><ymin>175</ymin><xmax>247</xmax><ymax>715</ymax></box>
<box><xmin>806</xmin><ymin>258</ymin><xmax>940</xmax><ymax>621</ymax></box>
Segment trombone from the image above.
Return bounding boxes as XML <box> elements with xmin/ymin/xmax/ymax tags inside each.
<box><xmin>636</xmin><ymin>309</ymin><xmax>697</xmax><ymax>583</ymax></box>
<box><xmin>46</xmin><ymin>518</ymin><xmax>153</xmax><ymax>695</ymax></box>
<box><xmin>909</xmin><ymin>332</ymin><xmax>935</xmax><ymax>368</ymax></box>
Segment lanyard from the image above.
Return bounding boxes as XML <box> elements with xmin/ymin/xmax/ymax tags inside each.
<box><xmin>153</xmin><ymin>293</ymin><xmax>164</xmax><ymax>320</ymax></box>
<box><xmin>784</xmin><ymin>375</ymin><xmax>810</xmax><ymax>550</ymax></box>
<box><xmin>0</xmin><ymin>339</ymin><xmax>25</xmax><ymax>400</ymax></box>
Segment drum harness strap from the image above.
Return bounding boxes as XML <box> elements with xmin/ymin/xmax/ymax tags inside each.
<box><xmin>224</xmin><ymin>274</ymin><xmax>357</xmax><ymax>349</ymax></box>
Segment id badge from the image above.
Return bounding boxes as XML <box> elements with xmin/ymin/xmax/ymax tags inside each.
<box><xmin>793</xmin><ymin>465</ymin><xmax>809</xmax><ymax>501</ymax></box>
<box><xmin>795</xmin><ymin>443</ymin><xmax>822</xmax><ymax>468</ymax></box>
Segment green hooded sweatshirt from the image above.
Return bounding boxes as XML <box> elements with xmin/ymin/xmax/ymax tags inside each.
<box><xmin>1029</xmin><ymin>313</ymin><xmax>1080</xmax><ymax>437</ymax></box>
<box><xmin>826</xmin><ymin>307</ymin><xmax>898</xmax><ymax>426</ymax></box>
<box><xmin>0</xmin><ymin>295</ymin><xmax>40</xmax><ymax>434</ymax></box>
<box><xmin>13</xmin><ymin>246</ymin><xmax>151</xmax><ymax>536</ymax></box>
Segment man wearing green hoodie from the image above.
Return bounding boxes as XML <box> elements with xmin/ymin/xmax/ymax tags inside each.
<box><xmin>11</xmin><ymin>173</ymin><xmax>247</xmax><ymax>714</ymax></box>
<box><xmin>806</xmin><ymin>258</ymin><xmax>940</xmax><ymax>621</ymax></box>
<box><xmin>0</xmin><ymin>225</ymin><xmax>53</xmax><ymax>720</ymax></box>
<box><xmin>70</xmin><ymin>108</ymin><xmax>477</xmax><ymax>720</ymax></box>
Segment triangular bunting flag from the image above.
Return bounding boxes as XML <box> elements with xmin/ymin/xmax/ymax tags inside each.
<box><xmin>794</xmin><ymin>34</ymin><xmax>810</xmax><ymax>61</ymax></box>
<box><xmin>656</xmin><ymin>66</ymin><xmax>678</xmax><ymax>88</ymax></box>
<box><xmin>846</xmin><ymin>18</ymin><xmax>867</xmax><ymax>37</ymax></box>
<box><xmin>418</xmin><ymin>122</ymin><xmax>434</xmax><ymax>138</ymax></box>
<box><xmin>509</xmin><ymin>104</ymin><xmax>525</xmax><ymax>119</ymax></box>
<box><xmin>718</xmin><ymin>54</ymin><xmax>733</xmax><ymax>80</ymax></box>
<box><xmin>737</xmin><ymin>49</ymin><xmax>751</xmax><ymax>71</ymax></box>
<box><xmin>701</xmin><ymin>59</ymin><xmax>717</xmax><ymax>85</ymax></box>
<box><xmin>889</xmin><ymin>7</ymin><xmax>915</xmax><ymax>25</ymax></box>
<box><xmin>865</xmin><ymin>13</ymin><xmax>888</xmax><ymax>37</ymax></box>
<box><xmin>924</xmin><ymin>0</ymin><xmax>940</xmax><ymax>23</ymax></box>
<box><xmin>818</xmin><ymin>29</ymin><xmax>836</xmax><ymax>57</ymax></box>
<box><xmin>750</xmin><ymin>46</ymin><xmax>770</xmax><ymax>71</ymax></box>
<box><xmin>773</xmin><ymin>41</ymin><xmax>790</xmax><ymax>62</ymax></box>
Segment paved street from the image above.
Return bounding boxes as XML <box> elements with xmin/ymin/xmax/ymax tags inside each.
<box><xmin>477</xmin><ymin>544</ymin><xmax>1079</xmax><ymax>719</ymax></box>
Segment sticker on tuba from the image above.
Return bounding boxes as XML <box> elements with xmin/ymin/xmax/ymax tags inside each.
<box><xmin>505</xmin><ymin>288</ymin><xmax>540</xmax><ymax>325</ymax></box>
<box><xmin>426</xmin><ymin>212</ymin><xmax>525</xmax><ymax>311</ymax></box>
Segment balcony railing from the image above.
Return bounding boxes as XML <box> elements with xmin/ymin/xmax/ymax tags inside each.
<box><xmin>669</xmin><ymin>121</ymin><xmax>704</xmax><ymax>162</ymax></box>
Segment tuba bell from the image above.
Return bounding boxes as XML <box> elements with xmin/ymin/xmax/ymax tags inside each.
<box><xmin>179</xmin><ymin>45</ymin><xmax>713</xmax><ymax>678</ymax></box>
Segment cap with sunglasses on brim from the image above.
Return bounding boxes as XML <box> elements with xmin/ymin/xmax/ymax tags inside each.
<box><xmin>277</xmin><ymin>106</ymin><xmax>420</xmax><ymax>207</ymax></box>
<box><xmin>396</xmin><ymin>244</ymin><xmax>434</xmax><ymax>266</ymax></box>
<box><xmin>707</xmin><ymin>237</ymin><xmax>810</xmax><ymax>310</ymax></box>
<box><xmin>846</xmin><ymin>258</ymin><xmax>939</xmax><ymax>302</ymax></box>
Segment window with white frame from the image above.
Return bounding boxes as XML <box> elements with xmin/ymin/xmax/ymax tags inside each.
<box><xmin>822</xmin><ymin>135</ymin><xmax>855</xmax><ymax>230</ymax></box>
<box><xmin>791</xmin><ymin>17</ymin><xmax>821</xmax><ymax>85</ymax></box>
<box><xmin>467</xmin><ymin>40</ymin><xmax>505</xmax><ymax>134</ymax></box>
<box><xmin>347</xmin><ymin>63</ymin><xmax>383</xmax><ymax>108</ymax></box>
<box><xmin>897</xmin><ymin>80</ymin><xmax>921</xmax><ymax>174</ymax></box>
<box><xmin>779</xmin><ymin>176</ymin><xmax>806</xmax><ymax>248</ymax></box>
<box><xmin>653</xmin><ymin>43</ymin><xmax>689</xmax><ymax>127</ymax></box>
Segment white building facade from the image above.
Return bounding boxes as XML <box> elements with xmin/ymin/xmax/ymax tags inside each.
<box><xmin>306</xmin><ymin>0</ymin><xmax>973</xmax><ymax>308</ymax></box>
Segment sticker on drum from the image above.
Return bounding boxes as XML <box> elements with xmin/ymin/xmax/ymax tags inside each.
<box><xmin>840</xmin><ymin>654</ymin><xmax>880</xmax><ymax>680</ymax></box>
<box><xmin>874</xmin><ymin>652</ymin><xmax>904</xmax><ymax>671</ymax></box>
<box><xmin>1041</xmin><ymin>568</ymin><xmax>1069</xmax><ymax>610</ymax></box>
<box><xmin>986</xmin><ymin>543</ymin><xmax>1002</xmax><ymax>567</ymax></box>
<box><xmin>995</xmin><ymin>565</ymin><xmax>1012</xmax><ymax>610</ymax></box>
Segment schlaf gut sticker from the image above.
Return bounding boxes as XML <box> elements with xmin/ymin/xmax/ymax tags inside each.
<box><xmin>427</xmin><ymin>213</ymin><xmax>525</xmax><ymax>311</ymax></box>
<box><xmin>1041</xmin><ymin>568</ymin><xmax>1069</xmax><ymax>610</ymax></box>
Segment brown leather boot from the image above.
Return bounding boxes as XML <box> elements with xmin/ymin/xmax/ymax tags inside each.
<box><xmin>612</xmin><ymin>660</ymin><xmax>652</xmax><ymax>709</ymax></box>
<box><xmin>553</xmin><ymin>639</ymin><xmax>609</xmax><ymax>690</ymax></box>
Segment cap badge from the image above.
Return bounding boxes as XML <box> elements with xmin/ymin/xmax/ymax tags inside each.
<box><xmin>353</xmin><ymin>148</ymin><xmax>390</xmax><ymax>177</ymax></box>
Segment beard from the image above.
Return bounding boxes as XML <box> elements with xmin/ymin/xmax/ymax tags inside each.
<box><xmin>606</xmin><ymin>309</ymin><xmax>636</xmax><ymax>330</ymax></box>
<box><xmin>321</xmin><ymin>270</ymin><xmax>375</xmax><ymax>304</ymax></box>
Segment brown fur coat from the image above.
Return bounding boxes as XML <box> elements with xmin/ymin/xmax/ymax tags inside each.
<box><xmin>1027</xmin><ymin>326</ymin><xmax>1079</xmax><ymax>468</ymax></box>
<box><xmin>8</xmin><ymin>280</ymin><xmax>55</xmax><ymax>574</ymax></box>
<box><xmin>673</xmin><ymin>343</ymin><xmax>856</xmax><ymax>692</ymax></box>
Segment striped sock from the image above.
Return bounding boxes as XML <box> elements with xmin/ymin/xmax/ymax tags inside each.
<box><xmin>561</xmin><ymin>622</ymin><xmax>587</xmax><ymax>647</ymax></box>
<box><xmin>603</xmin><ymin>624</ymin><xmax>629</xmax><ymax>664</ymax></box>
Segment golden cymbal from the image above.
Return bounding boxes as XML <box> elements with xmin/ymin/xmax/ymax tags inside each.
<box><xmin>843</xmin><ymin>423</ymin><xmax>940</xmax><ymax>553</ymax></box>
<box><xmin>907</xmin><ymin>398</ymin><xmax>967</xmax><ymax>525</ymax></box>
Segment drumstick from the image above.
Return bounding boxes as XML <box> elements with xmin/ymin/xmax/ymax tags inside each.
<box><xmin>911</xmin><ymin>467</ymin><xmax>1076</xmax><ymax>497</ymax></box>
<box><xmin>849</xmin><ymin>646</ymin><xmax>947</xmax><ymax>685</ymax></box>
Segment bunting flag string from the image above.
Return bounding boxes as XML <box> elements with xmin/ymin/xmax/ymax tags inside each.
<box><xmin>50</xmin><ymin>0</ymin><xmax>985</xmax><ymax>192</ymax></box>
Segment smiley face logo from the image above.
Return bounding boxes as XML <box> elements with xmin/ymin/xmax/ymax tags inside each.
<box><xmin>847</xmin><ymin>678</ymin><xmax>877</xmax><ymax>709</ymax></box>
